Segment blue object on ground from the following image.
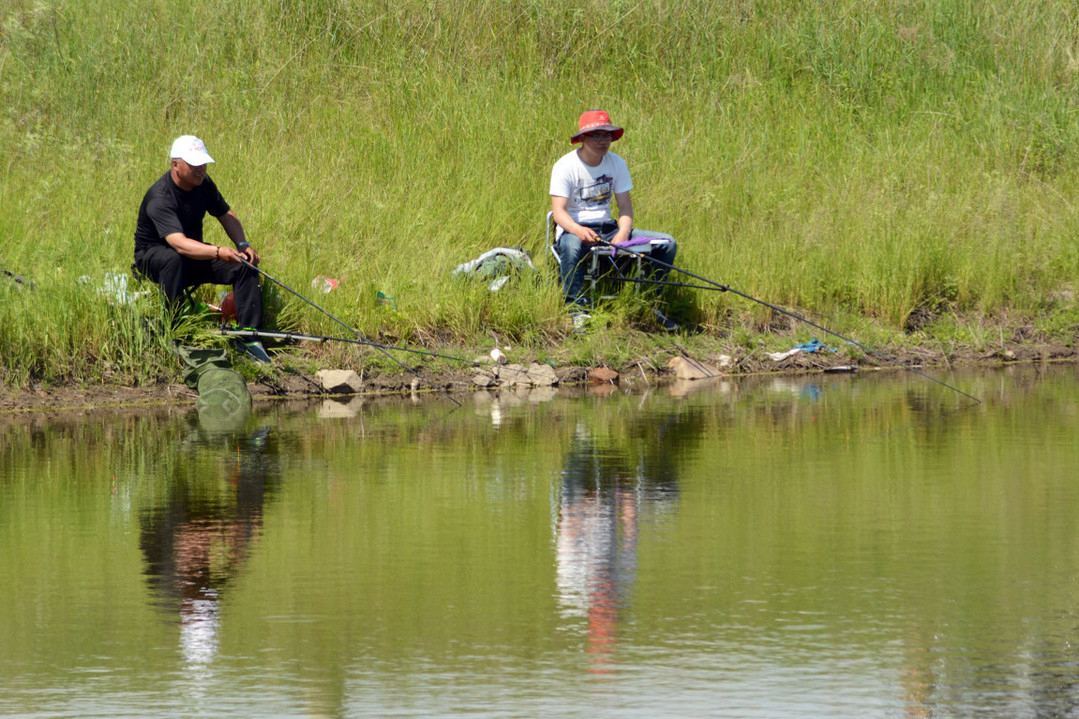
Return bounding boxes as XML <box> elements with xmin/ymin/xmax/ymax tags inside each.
<box><xmin>797</xmin><ymin>338</ymin><xmax>836</xmax><ymax>353</ymax></box>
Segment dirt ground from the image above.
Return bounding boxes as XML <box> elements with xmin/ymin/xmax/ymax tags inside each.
<box><xmin>2</xmin><ymin>339</ymin><xmax>1075</xmax><ymax>415</ymax></box>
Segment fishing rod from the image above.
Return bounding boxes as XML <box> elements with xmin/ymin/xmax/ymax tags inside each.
<box><xmin>597</xmin><ymin>239</ymin><xmax>982</xmax><ymax>405</ymax></box>
<box><xmin>239</xmin><ymin>258</ymin><xmax>463</xmax><ymax>406</ymax></box>
<box><xmin>221</xmin><ymin>326</ymin><xmax>537</xmax><ymax>385</ymax></box>
<box><xmin>220</xmin><ymin>327</ymin><xmax>484</xmax><ymax>365</ymax></box>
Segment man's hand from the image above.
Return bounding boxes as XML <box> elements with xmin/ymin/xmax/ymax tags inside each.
<box><xmin>573</xmin><ymin>225</ymin><xmax>600</xmax><ymax>244</ymax></box>
<box><xmin>215</xmin><ymin>245</ymin><xmax>247</xmax><ymax>264</ymax></box>
<box><xmin>215</xmin><ymin>244</ymin><xmax>259</xmax><ymax>266</ymax></box>
<box><xmin>237</xmin><ymin>243</ymin><xmax>260</xmax><ymax>266</ymax></box>
<box><xmin>552</xmin><ymin>195</ymin><xmax>600</xmax><ymax>245</ymax></box>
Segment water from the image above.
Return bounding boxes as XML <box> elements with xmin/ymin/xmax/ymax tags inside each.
<box><xmin>2</xmin><ymin>365</ymin><xmax>1078</xmax><ymax>718</ymax></box>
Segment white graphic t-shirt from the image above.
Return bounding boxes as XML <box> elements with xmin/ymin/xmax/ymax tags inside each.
<box><xmin>550</xmin><ymin>150</ymin><xmax>633</xmax><ymax>235</ymax></box>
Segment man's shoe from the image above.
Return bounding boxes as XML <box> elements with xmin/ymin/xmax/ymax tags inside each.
<box><xmin>239</xmin><ymin>339</ymin><xmax>272</xmax><ymax>363</ymax></box>
<box><xmin>653</xmin><ymin>308</ymin><xmax>679</xmax><ymax>332</ymax></box>
<box><xmin>571</xmin><ymin>312</ymin><xmax>591</xmax><ymax>334</ymax></box>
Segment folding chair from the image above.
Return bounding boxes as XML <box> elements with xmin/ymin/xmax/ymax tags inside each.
<box><xmin>546</xmin><ymin>211</ymin><xmax>670</xmax><ymax>299</ymax></box>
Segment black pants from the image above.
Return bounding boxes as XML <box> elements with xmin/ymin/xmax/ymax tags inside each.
<box><xmin>134</xmin><ymin>244</ymin><xmax>263</xmax><ymax>328</ymax></box>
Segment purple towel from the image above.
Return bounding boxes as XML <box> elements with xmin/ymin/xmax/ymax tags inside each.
<box><xmin>611</xmin><ymin>236</ymin><xmax>658</xmax><ymax>258</ymax></box>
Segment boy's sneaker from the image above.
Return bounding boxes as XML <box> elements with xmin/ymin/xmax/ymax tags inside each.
<box><xmin>653</xmin><ymin>308</ymin><xmax>679</xmax><ymax>332</ymax></box>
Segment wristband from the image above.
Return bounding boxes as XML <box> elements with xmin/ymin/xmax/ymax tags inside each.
<box><xmin>215</xmin><ymin>246</ymin><xmax>220</xmax><ymax>260</ymax></box>
<box><xmin>237</xmin><ymin>242</ymin><xmax>251</xmax><ymax>250</ymax></box>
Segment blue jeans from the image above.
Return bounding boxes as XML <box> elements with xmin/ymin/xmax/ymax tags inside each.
<box><xmin>555</xmin><ymin>222</ymin><xmax>678</xmax><ymax>306</ymax></box>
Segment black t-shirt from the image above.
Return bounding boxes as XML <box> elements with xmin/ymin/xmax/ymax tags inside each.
<box><xmin>133</xmin><ymin>171</ymin><xmax>230</xmax><ymax>253</ymax></box>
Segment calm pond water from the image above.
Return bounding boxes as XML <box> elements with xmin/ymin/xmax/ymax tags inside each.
<box><xmin>2</xmin><ymin>364</ymin><xmax>1078</xmax><ymax>718</ymax></box>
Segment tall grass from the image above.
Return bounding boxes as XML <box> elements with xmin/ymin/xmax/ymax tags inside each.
<box><xmin>2</xmin><ymin>0</ymin><xmax>1078</xmax><ymax>384</ymax></box>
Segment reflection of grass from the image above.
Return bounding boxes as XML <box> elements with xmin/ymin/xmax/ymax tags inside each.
<box><xmin>2</xmin><ymin>0</ymin><xmax>1078</xmax><ymax>384</ymax></box>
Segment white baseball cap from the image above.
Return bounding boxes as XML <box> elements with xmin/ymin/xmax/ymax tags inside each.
<box><xmin>169</xmin><ymin>135</ymin><xmax>215</xmax><ymax>166</ymax></box>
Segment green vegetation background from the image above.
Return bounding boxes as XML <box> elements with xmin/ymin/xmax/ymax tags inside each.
<box><xmin>2</xmin><ymin>0</ymin><xmax>1078</xmax><ymax>385</ymax></box>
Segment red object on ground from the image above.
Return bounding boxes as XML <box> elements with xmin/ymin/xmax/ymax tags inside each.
<box><xmin>220</xmin><ymin>292</ymin><xmax>236</xmax><ymax>323</ymax></box>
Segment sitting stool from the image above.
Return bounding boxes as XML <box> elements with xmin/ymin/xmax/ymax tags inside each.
<box><xmin>546</xmin><ymin>211</ymin><xmax>672</xmax><ymax>299</ymax></box>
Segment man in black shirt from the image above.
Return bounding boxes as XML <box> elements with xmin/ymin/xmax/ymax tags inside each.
<box><xmin>133</xmin><ymin>135</ymin><xmax>265</xmax><ymax>339</ymax></box>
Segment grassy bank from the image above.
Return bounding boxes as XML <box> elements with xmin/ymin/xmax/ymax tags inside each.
<box><xmin>2</xmin><ymin>0</ymin><xmax>1078</xmax><ymax>386</ymax></box>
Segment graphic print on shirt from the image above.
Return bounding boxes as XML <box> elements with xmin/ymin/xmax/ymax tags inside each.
<box><xmin>577</xmin><ymin>174</ymin><xmax>614</xmax><ymax>211</ymax></box>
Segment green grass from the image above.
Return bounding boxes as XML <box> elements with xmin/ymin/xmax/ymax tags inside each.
<box><xmin>2</xmin><ymin>0</ymin><xmax>1078</xmax><ymax>385</ymax></box>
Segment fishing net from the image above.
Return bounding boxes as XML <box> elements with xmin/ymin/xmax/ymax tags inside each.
<box><xmin>177</xmin><ymin>346</ymin><xmax>235</xmax><ymax>388</ymax></box>
<box><xmin>176</xmin><ymin>345</ymin><xmax>252</xmax><ymax>431</ymax></box>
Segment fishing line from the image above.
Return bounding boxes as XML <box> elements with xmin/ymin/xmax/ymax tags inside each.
<box><xmin>239</xmin><ymin>259</ymin><xmax>462</xmax><ymax>406</ymax></box>
<box><xmin>596</xmin><ymin>239</ymin><xmax>982</xmax><ymax>406</ymax></box>
<box><xmin>603</xmin><ymin>274</ymin><xmax>728</xmax><ymax>293</ymax></box>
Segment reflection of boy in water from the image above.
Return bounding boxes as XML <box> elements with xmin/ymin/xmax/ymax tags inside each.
<box><xmin>555</xmin><ymin>437</ymin><xmax>681</xmax><ymax>673</ymax></box>
<box><xmin>556</xmin><ymin>469</ymin><xmax>639</xmax><ymax>672</ymax></box>
<box><xmin>554</xmin><ymin>409</ymin><xmax>697</xmax><ymax>672</ymax></box>
<box><xmin>556</xmin><ymin>457</ymin><xmax>640</xmax><ymax>611</ymax></box>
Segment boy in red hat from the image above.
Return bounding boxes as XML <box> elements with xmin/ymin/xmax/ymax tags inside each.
<box><xmin>550</xmin><ymin>110</ymin><xmax>679</xmax><ymax>330</ymax></box>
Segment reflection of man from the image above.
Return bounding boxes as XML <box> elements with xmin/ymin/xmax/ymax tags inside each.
<box><xmin>139</xmin><ymin>425</ymin><xmax>277</xmax><ymax>669</ymax></box>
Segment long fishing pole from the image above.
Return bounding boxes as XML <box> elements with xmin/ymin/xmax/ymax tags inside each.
<box><xmin>597</xmin><ymin>239</ymin><xmax>982</xmax><ymax>405</ymax></box>
<box><xmin>239</xmin><ymin>259</ymin><xmax>462</xmax><ymax>406</ymax></box>
<box><xmin>220</xmin><ymin>327</ymin><xmax>483</xmax><ymax>365</ymax></box>
<box><xmin>220</xmin><ymin>327</ymin><xmax>537</xmax><ymax>389</ymax></box>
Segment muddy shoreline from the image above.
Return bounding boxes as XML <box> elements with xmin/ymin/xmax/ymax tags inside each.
<box><xmin>2</xmin><ymin>340</ymin><xmax>1075</xmax><ymax>415</ymax></box>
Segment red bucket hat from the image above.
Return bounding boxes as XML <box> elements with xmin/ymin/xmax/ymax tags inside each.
<box><xmin>570</xmin><ymin>110</ymin><xmax>624</xmax><ymax>144</ymax></box>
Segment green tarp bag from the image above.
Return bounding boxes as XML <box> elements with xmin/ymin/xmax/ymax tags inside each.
<box><xmin>176</xmin><ymin>346</ymin><xmax>252</xmax><ymax>431</ymax></box>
